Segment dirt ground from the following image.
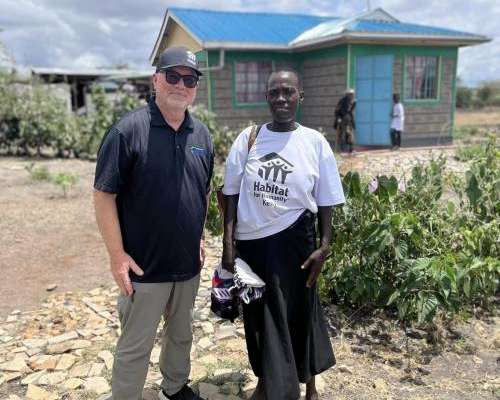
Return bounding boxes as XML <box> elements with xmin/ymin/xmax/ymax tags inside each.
<box><xmin>0</xmin><ymin>158</ymin><xmax>111</xmax><ymax>317</ymax></box>
<box><xmin>0</xmin><ymin>153</ymin><xmax>498</xmax><ymax>399</ymax></box>
<box><xmin>455</xmin><ymin>107</ymin><xmax>500</xmax><ymax>127</ymax></box>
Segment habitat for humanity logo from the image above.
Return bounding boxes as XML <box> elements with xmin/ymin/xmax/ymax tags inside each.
<box><xmin>253</xmin><ymin>152</ymin><xmax>294</xmax><ymax>207</ymax></box>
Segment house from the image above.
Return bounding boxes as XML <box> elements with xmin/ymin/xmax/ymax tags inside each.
<box><xmin>149</xmin><ymin>7</ymin><xmax>490</xmax><ymax>147</ymax></box>
<box><xmin>31</xmin><ymin>67</ymin><xmax>154</xmax><ymax>113</ymax></box>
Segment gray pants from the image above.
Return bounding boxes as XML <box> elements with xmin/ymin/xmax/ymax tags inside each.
<box><xmin>111</xmin><ymin>275</ymin><xmax>200</xmax><ymax>400</ymax></box>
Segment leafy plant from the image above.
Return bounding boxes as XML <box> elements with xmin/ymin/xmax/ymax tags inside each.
<box><xmin>321</xmin><ymin>139</ymin><xmax>499</xmax><ymax>324</ymax></box>
<box><xmin>52</xmin><ymin>172</ymin><xmax>79</xmax><ymax>197</ymax></box>
<box><xmin>25</xmin><ymin>163</ymin><xmax>51</xmax><ymax>181</ymax></box>
<box><xmin>25</xmin><ymin>163</ymin><xmax>79</xmax><ymax>197</ymax></box>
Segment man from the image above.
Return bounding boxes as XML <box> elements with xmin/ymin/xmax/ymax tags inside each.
<box><xmin>94</xmin><ymin>46</ymin><xmax>214</xmax><ymax>400</ymax></box>
<box><xmin>390</xmin><ymin>93</ymin><xmax>404</xmax><ymax>150</ymax></box>
<box><xmin>333</xmin><ymin>89</ymin><xmax>356</xmax><ymax>154</ymax></box>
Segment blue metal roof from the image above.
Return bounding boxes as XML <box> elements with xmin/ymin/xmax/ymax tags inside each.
<box><xmin>170</xmin><ymin>8</ymin><xmax>333</xmax><ymax>44</ymax></box>
<box><xmin>168</xmin><ymin>8</ymin><xmax>486</xmax><ymax>46</ymax></box>
<box><xmin>347</xmin><ymin>20</ymin><xmax>482</xmax><ymax>38</ymax></box>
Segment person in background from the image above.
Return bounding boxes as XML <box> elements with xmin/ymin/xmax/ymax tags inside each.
<box><xmin>333</xmin><ymin>88</ymin><xmax>356</xmax><ymax>154</ymax></box>
<box><xmin>93</xmin><ymin>47</ymin><xmax>213</xmax><ymax>400</ymax></box>
<box><xmin>390</xmin><ymin>93</ymin><xmax>404</xmax><ymax>150</ymax></box>
<box><xmin>222</xmin><ymin>70</ymin><xmax>345</xmax><ymax>400</ymax></box>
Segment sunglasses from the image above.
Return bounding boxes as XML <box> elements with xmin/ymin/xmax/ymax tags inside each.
<box><xmin>163</xmin><ymin>70</ymin><xmax>199</xmax><ymax>88</ymax></box>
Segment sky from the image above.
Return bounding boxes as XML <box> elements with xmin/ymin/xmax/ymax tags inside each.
<box><xmin>0</xmin><ymin>0</ymin><xmax>498</xmax><ymax>86</ymax></box>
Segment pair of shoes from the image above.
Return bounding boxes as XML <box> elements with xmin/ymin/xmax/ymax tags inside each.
<box><xmin>158</xmin><ymin>385</ymin><xmax>203</xmax><ymax>400</ymax></box>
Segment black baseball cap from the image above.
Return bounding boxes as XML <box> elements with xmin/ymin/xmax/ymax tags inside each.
<box><xmin>156</xmin><ymin>46</ymin><xmax>203</xmax><ymax>76</ymax></box>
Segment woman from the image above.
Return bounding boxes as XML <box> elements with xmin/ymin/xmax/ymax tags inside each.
<box><xmin>221</xmin><ymin>70</ymin><xmax>345</xmax><ymax>400</ymax></box>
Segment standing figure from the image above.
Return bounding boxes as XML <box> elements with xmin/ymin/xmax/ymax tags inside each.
<box><xmin>93</xmin><ymin>47</ymin><xmax>213</xmax><ymax>400</ymax></box>
<box><xmin>222</xmin><ymin>70</ymin><xmax>345</xmax><ymax>400</ymax></box>
<box><xmin>390</xmin><ymin>93</ymin><xmax>404</xmax><ymax>150</ymax></box>
<box><xmin>334</xmin><ymin>88</ymin><xmax>356</xmax><ymax>154</ymax></box>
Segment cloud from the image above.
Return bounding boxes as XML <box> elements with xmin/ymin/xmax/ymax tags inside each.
<box><xmin>0</xmin><ymin>0</ymin><xmax>497</xmax><ymax>84</ymax></box>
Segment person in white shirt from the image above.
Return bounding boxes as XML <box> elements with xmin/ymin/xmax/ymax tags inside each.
<box><xmin>390</xmin><ymin>93</ymin><xmax>404</xmax><ymax>150</ymax></box>
<box><xmin>221</xmin><ymin>70</ymin><xmax>345</xmax><ymax>400</ymax></box>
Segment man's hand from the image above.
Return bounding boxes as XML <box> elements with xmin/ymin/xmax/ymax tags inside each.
<box><xmin>110</xmin><ymin>252</ymin><xmax>144</xmax><ymax>296</ymax></box>
<box><xmin>200</xmin><ymin>239</ymin><xmax>206</xmax><ymax>270</ymax></box>
<box><xmin>221</xmin><ymin>241</ymin><xmax>236</xmax><ymax>273</ymax></box>
<box><xmin>301</xmin><ymin>248</ymin><xmax>330</xmax><ymax>288</ymax></box>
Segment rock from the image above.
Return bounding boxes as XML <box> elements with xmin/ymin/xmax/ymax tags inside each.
<box><xmin>84</xmin><ymin>376</ymin><xmax>111</xmax><ymax>394</ymax></box>
<box><xmin>25</xmin><ymin>384</ymin><xmax>58</xmax><ymax>400</ymax></box>
<box><xmin>62</xmin><ymin>377</ymin><xmax>84</xmax><ymax>390</ymax></box>
<box><xmin>201</xmin><ymin>322</ymin><xmax>215</xmax><ymax>335</ymax></box>
<box><xmin>46</xmin><ymin>284</ymin><xmax>57</xmax><ymax>292</ymax></box>
<box><xmin>27</xmin><ymin>348</ymin><xmax>42</xmax><ymax>357</ymax></box>
<box><xmin>38</xmin><ymin>371</ymin><xmax>66</xmax><ymax>386</ymax></box>
<box><xmin>21</xmin><ymin>371</ymin><xmax>47</xmax><ymax>385</ymax></box>
<box><xmin>47</xmin><ymin>331</ymin><xmax>78</xmax><ymax>345</ymax></box>
<box><xmin>242</xmin><ymin>381</ymin><xmax>257</xmax><ymax>399</ymax></box>
<box><xmin>47</xmin><ymin>339</ymin><xmax>91</xmax><ymax>354</ymax></box>
<box><xmin>213</xmin><ymin>368</ymin><xmax>243</xmax><ymax>384</ymax></box>
<box><xmin>221</xmin><ymin>382</ymin><xmax>241</xmax><ymax>396</ymax></box>
<box><xmin>89</xmin><ymin>362</ymin><xmax>105</xmax><ymax>377</ymax></box>
<box><xmin>55</xmin><ymin>354</ymin><xmax>76</xmax><ymax>370</ymax></box>
<box><xmin>98</xmin><ymin>350</ymin><xmax>114</xmax><ymax>370</ymax></box>
<box><xmin>198</xmin><ymin>337</ymin><xmax>214</xmax><ymax>350</ymax></box>
<box><xmin>22</xmin><ymin>339</ymin><xmax>48</xmax><ymax>349</ymax></box>
<box><xmin>198</xmin><ymin>382</ymin><xmax>219</xmax><ymax>398</ymax></box>
<box><xmin>4</xmin><ymin>372</ymin><xmax>22</xmax><ymax>382</ymax></box>
<box><xmin>190</xmin><ymin>363</ymin><xmax>208</xmax><ymax>381</ymax></box>
<box><xmin>215</xmin><ymin>325</ymin><xmax>237</xmax><ymax>340</ymax></box>
<box><xmin>198</xmin><ymin>354</ymin><xmax>218</xmax><ymax>365</ymax></box>
<box><xmin>70</xmin><ymin>363</ymin><xmax>91</xmax><ymax>378</ymax></box>
<box><xmin>0</xmin><ymin>356</ymin><xmax>29</xmax><ymax>372</ymax></box>
<box><xmin>30</xmin><ymin>355</ymin><xmax>59</xmax><ymax>371</ymax></box>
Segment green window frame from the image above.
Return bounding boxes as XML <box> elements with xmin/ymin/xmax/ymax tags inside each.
<box><xmin>233</xmin><ymin>61</ymin><xmax>273</xmax><ymax>106</ymax></box>
<box><xmin>404</xmin><ymin>56</ymin><xmax>440</xmax><ymax>101</ymax></box>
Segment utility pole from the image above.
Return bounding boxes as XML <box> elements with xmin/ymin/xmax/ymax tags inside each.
<box><xmin>366</xmin><ymin>0</ymin><xmax>372</xmax><ymax>11</ymax></box>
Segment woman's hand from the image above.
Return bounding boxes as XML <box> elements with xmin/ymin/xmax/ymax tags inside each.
<box><xmin>221</xmin><ymin>240</ymin><xmax>236</xmax><ymax>273</ymax></box>
<box><xmin>301</xmin><ymin>248</ymin><xmax>330</xmax><ymax>288</ymax></box>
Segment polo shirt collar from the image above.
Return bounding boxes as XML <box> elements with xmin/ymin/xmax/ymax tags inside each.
<box><xmin>149</xmin><ymin>98</ymin><xmax>194</xmax><ymax>132</ymax></box>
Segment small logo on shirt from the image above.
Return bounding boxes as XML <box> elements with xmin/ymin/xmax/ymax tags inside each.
<box><xmin>253</xmin><ymin>152</ymin><xmax>293</xmax><ymax>207</ymax></box>
<box><xmin>190</xmin><ymin>145</ymin><xmax>206</xmax><ymax>157</ymax></box>
<box><xmin>257</xmin><ymin>152</ymin><xmax>294</xmax><ymax>184</ymax></box>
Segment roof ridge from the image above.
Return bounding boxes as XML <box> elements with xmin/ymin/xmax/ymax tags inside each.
<box><xmin>169</xmin><ymin>6</ymin><xmax>337</xmax><ymax>19</ymax></box>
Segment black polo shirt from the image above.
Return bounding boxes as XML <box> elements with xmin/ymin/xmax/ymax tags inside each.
<box><xmin>94</xmin><ymin>99</ymin><xmax>214</xmax><ymax>282</ymax></box>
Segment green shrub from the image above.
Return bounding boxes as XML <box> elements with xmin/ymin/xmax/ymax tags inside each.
<box><xmin>25</xmin><ymin>163</ymin><xmax>51</xmax><ymax>181</ymax></box>
<box><xmin>191</xmin><ymin>104</ymin><xmax>237</xmax><ymax>163</ymax></box>
<box><xmin>0</xmin><ymin>73</ymin><xmax>142</xmax><ymax>158</ymax></box>
<box><xmin>25</xmin><ymin>163</ymin><xmax>79</xmax><ymax>197</ymax></box>
<box><xmin>456</xmin><ymin>86</ymin><xmax>473</xmax><ymax>109</ymax></box>
<box><xmin>321</xmin><ymin>138</ymin><xmax>499</xmax><ymax>324</ymax></box>
<box><xmin>52</xmin><ymin>172</ymin><xmax>79</xmax><ymax>197</ymax></box>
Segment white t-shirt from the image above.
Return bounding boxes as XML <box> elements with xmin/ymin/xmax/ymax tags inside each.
<box><xmin>391</xmin><ymin>103</ymin><xmax>405</xmax><ymax>131</ymax></box>
<box><xmin>223</xmin><ymin>124</ymin><xmax>345</xmax><ymax>240</ymax></box>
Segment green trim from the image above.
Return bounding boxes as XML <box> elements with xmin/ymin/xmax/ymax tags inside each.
<box><xmin>349</xmin><ymin>44</ymin><xmax>457</xmax><ymax>91</ymax></box>
<box><xmin>449</xmin><ymin>48</ymin><xmax>459</xmax><ymax>137</ymax></box>
<box><xmin>402</xmin><ymin>55</ymin><xmax>442</xmax><ymax>106</ymax></box>
<box><xmin>231</xmin><ymin>59</ymin><xmax>271</xmax><ymax>109</ymax></box>
<box><xmin>195</xmin><ymin>50</ymin><xmax>207</xmax><ymax>62</ymax></box>
<box><xmin>346</xmin><ymin>44</ymin><xmax>352</xmax><ymax>90</ymax></box>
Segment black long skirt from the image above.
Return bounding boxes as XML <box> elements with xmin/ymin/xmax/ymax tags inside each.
<box><xmin>236</xmin><ymin>211</ymin><xmax>336</xmax><ymax>400</ymax></box>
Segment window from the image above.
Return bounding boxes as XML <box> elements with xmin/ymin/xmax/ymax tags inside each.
<box><xmin>235</xmin><ymin>61</ymin><xmax>273</xmax><ymax>104</ymax></box>
<box><xmin>405</xmin><ymin>56</ymin><xmax>439</xmax><ymax>100</ymax></box>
